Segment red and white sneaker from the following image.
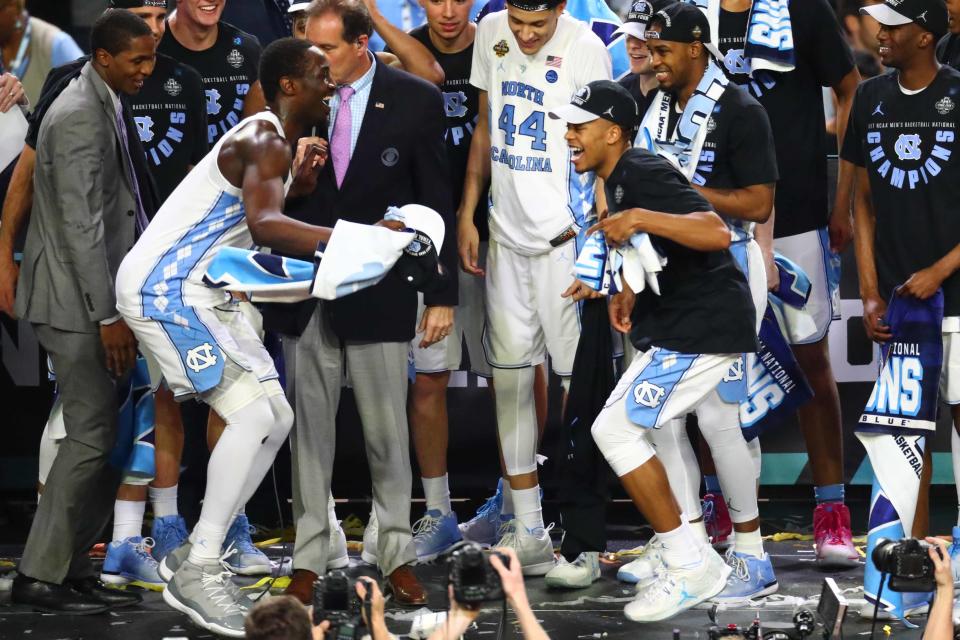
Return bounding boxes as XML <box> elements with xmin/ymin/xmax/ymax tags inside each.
<box><xmin>703</xmin><ymin>493</ymin><xmax>732</xmax><ymax>548</ymax></box>
<box><xmin>813</xmin><ymin>502</ymin><xmax>859</xmax><ymax>569</ymax></box>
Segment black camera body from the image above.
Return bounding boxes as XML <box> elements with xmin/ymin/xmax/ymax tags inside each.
<box><xmin>313</xmin><ymin>570</ymin><xmax>366</xmax><ymax>640</ymax></box>
<box><xmin>871</xmin><ymin>538</ymin><xmax>936</xmax><ymax>592</ymax></box>
<box><xmin>447</xmin><ymin>543</ymin><xmax>510</xmax><ymax>604</ymax></box>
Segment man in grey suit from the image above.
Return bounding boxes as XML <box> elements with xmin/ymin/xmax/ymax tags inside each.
<box><xmin>11</xmin><ymin>9</ymin><xmax>157</xmax><ymax>614</ymax></box>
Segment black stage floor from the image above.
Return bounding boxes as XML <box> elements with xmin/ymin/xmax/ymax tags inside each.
<box><xmin>0</xmin><ymin>533</ymin><xmax>943</xmax><ymax>640</ymax></box>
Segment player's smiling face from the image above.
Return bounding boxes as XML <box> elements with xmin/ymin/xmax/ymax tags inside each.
<box><xmin>646</xmin><ymin>27</ymin><xmax>696</xmax><ymax>92</ymax></box>
<box><xmin>626</xmin><ymin>35</ymin><xmax>651</xmax><ymax>76</ymax></box>
<box><xmin>565</xmin><ymin>119</ymin><xmax>612</xmax><ymax>174</ymax></box>
<box><xmin>301</xmin><ymin>46</ymin><xmax>336</xmax><ymax>121</ymax></box>
<box><xmin>949</xmin><ymin>0</ymin><xmax>960</xmax><ymax>34</ymax></box>
<box><xmin>506</xmin><ymin>3</ymin><xmax>565</xmax><ymax>55</ymax></box>
<box><xmin>178</xmin><ymin>0</ymin><xmax>224</xmax><ymax>28</ymax></box>
<box><xmin>129</xmin><ymin>6</ymin><xmax>168</xmax><ymax>43</ymax></box>
<box><xmin>876</xmin><ymin>22</ymin><xmax>927</xmax><ymax>69</ymax></box>
<box><xmin>423</xmin><ymin>0</ymin><xmax>472</xmax><ymax>44</ymax></box>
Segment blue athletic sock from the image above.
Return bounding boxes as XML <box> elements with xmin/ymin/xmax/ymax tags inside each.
<box><xmin>814</xmin><ymin>483</ymin><xmax>844</xmax><ymax>504</ymax></box>
<box><xmin>704</xmin><ymin>475</ymin><xmax>722</xmax><ymax>494</ymax></box>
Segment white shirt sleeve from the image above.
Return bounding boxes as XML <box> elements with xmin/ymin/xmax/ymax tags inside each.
<box><xmin>571</xmin><ymin>31</ymin><xmax>613</xmax><ymax>88</ymax></box>
<box><xmin>470</xmin><ymin>16</ymin><xmax>493</xmax><ymax>92</ymax></box>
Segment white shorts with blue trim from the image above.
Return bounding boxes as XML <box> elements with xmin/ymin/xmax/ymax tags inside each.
<box><xmin>591</xmin><ymin>347</ymin><xmax>739</xmax><ymax>477</ymax></box>
<box><xmin>129</xmin><ymin>300</ymin><xmax>281</xmax><ymax>418</ymax></box>
<box><xmin>484</xmin><ymin>237</ymin><xmax>579</xmax><ymax>375</ymax></box>
<box><xmin>773</xmin><ymin>227</ymin><xmax>841</xmax><ymax>345</ymax></box>
<box><xmin>411</xmin><ymin>243</ymin><xmax>495</xmax><ymax>377</ymax></box>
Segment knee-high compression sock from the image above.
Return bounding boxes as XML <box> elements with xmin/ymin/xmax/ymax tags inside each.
<box><xmin>189</xmin><ymin>395</ymin><xmax>279</xmax><ymax>565</ymax></box>
<box><xmin>746</xmin><ymin>437</ymin><xmax>762</xmax><ymax>482</ymax></box>
<box><xmin>650</xmin><ymin>418</ymin><xmax>703</xmax><ymax>520</ymax></box>
<box><xmin>232</xmin><ymin>393</ymin><xmax>295</xmax><ymax>516</ymax></box>
<box><xmin>493</xmin><ymin>367</ymin><xmax>538</xmax><ymax>477</ymax></box>
<box><xmin>698</xmin><ymin>393</ymin><xmax>760</xmax><ymax>524</ymax></box>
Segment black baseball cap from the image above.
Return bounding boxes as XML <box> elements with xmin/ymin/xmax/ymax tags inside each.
<box><xmin>645</xmin><ymin>3</ymin><xmax>711</xmax><ymax>44</ymax></box>
<box><xmin>505</xmin><ymin>0</ymin><xmax>564</xmax><ymax>12</ymax></box>
<box><xmin>548</xmin><ymin>80</ymin><xmax>640</xmax><ymax>132</ymax></box>
<box><xmin>860</xmin><ymin>0</ymin><xmax>948</xmax><ymax>39</ymax></box>
<box><xmin>109</xmin><ymin>0</ymin><xmax>167</xmax><ymax>8</ymax></box>
<box><xmin>613</xmin><ymin>0</ymin><xmax>676</xmax><ymax>41</ymax></box>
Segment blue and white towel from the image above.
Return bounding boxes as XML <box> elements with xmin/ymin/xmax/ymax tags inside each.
<box><xmin>636</xmin><ymin>59</ymin><xmax>729</xmax><ymax>183</ymax></box>
<box><xmin>688</xmin><ymin>0</ymin><xmax>795</xmax><ymax>75</ymax></box>
<box><xmin>574</xmin><ymin>229</ymin><xmax>665</xmax><ymax>296</ymax></box>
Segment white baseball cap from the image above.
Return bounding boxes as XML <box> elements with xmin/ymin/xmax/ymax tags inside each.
<box><xmin>288</xmin><ymin>2</ymin><xmax>311</xmax><ymax>13</ymax></box>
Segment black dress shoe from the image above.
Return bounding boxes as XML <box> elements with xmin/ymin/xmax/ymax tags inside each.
<box><xmin>67</xmin><ymin>576</ymin><xmax>142</xmax><ymax>608</ymax></box>
<box><xmin>11</xmin><ymin>575</ymin><xmax>110</xmax><ymax>615</ymax></box>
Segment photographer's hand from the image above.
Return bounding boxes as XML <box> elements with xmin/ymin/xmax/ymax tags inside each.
<box><xmin>425</xmin><ymin>585</ymin><xmax>480</xmax><ymax>640</ymax></box>
<box><xmin>312</xmin><ymin>620</ymin><xmax>330</xmax><ymax>639</ymax></box>
<box><xmin>923</xmin><ymin>537</ymin><xmax>955</xmax><ymax>640</ymax></box>
<box><xmin>490</xmin><ymin>548</ymin><xmax>550</xmax><ymax>640</ymax></box>
<box><xmin>355</xmin><ymin>578</ymin><xmax>391</xmax><ymax>640</ymax></box>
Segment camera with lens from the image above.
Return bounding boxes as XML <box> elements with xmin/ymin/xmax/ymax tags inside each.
<box><xmin>313</xmin><ymin>570</ymin><xmax>366</xmax><ymax>639</ymax></box>
<box><xmin>447</xmin><ymin>542</ymin><xmax>510</xmax><ymax>604</ymax></box>
<box><xmin>871</xmin><ymin>537</ymin><xmax>936</xmax><ymax>592</ymax></box>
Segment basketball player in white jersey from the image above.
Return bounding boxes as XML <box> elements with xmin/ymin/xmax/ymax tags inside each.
<box><xmin>114</xmin><ymin>38</ymin><xmax>354</xmax><ymax>637</ymax></box>
<box><xmin>458</xmin><ymin>0</ymin><xmax>611</xmax><ymax>572</ymax></box>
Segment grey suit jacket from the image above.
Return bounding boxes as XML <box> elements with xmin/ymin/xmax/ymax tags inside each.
<box><xmin>16</xmin><ymin>62</ymin><xmax>137</xmax><ymax>333</ymax></box>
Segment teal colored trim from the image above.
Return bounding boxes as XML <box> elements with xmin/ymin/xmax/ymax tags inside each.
<box><xmin>758</xmin><ymin>453</ymin><xmax>808</xmax><ymax>485</ymax></box>
<box><xmin>933</xmin><ymin>452</ymin><xmax>956</xmax><ymax>486</ymax></box>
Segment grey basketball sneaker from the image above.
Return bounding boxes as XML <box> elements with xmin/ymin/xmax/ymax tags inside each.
<box><xmin>162</xmin><ymin>559</ymin><xmax>250</xmax><ymax>638</ymax></box>
<box><xmin>158</xmin><ymin>541</ymin><xmax>192</xmax><ymax>583</ymax></box>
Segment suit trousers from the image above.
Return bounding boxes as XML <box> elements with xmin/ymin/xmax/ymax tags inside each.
<box><xmin>19</xmin><ymin>324</ymin><xmax>124</xmax><ymax>584</ymax></box>
<box><xmin>285</xmin><ymin>304</ymin><xmax>416</xmax><ymax>576</ymax></box>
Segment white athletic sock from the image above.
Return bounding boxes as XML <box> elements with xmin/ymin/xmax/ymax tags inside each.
<box><xmin>733</xmin><ymin>528</ymin><xmax>764</xmax><ymax>558</ymax></box>
<box><xmin>149</xmin><ymin>485</ymin><xmax>179</xmax><ymax>519</ymax></box>
<box><xmin>686</xmin><ymin>517</ymin><xmax>709</xmax><ymax>548</ymax></box>
<box><xmin>658</xmin><ymin>522</ymin><xmax>703</xmax><ymax>570</ymax></box>
<box><xmin>113</xmin><ymin>499</ymin><xmax>146</xmax><ymax>541</ymax></box>
<box><xmin>501</xmin><ymin>479</ymin><xmax>515</xmax><ymax>515</ymax></box>
<box><xmin>422</xmin><ymin>475</ymin><xmax>452</xmax><ymax>515</ymax></box>
<box><xmin>513</xmin><ymin>485</ymin><xmax>544</xmax><ymax>532</ymax></box>
<box><xmin>328</xmin><ymin>492</ymin><xmax>340</xmax><ymax>529</ymax></box>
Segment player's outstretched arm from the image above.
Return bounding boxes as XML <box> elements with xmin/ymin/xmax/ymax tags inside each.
<box><xmin>589</xmin><ymin>208</ymin><xmax>730</xmax><ymax>253</ymax></box>
<box><xmin>237</xmin><ymin>130</ymin><xmax>333</xmax><ymax>256</ymax></box>
<box><xmin>363</xmin><ymin>0</ymin><xmax>445</xmax><ymax>85</ymax></box>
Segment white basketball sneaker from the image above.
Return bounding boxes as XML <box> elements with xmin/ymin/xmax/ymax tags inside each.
<box><xmin>495</xmin><ymin>519</ymin><xmax>556</xmax><ymax>576</ymax></box>
<box><xmin>624</xmin><ymin>548</ymin><xmax>731</xmax><ymax>622</ymax></box>
<box><xmin>545</xmin><ymin>551</ymin><xmax>600</xmax><ymax>589</ymax></box>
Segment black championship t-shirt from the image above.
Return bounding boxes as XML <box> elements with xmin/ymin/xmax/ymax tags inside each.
<box><xmin>408</xmin><ymin>25</ymin><xmax>488</xmax><ymax>239</ymax></box>
<box><xmin>130</xmin><ymin>53</ymin><xmax>209</xmax><ymax>203</ymax></box>
<box><xmin>841</xmin><ymin>66</ymin><xmax>960</xmax><ymax>316</ymax></box>
<box><xmin>937</xmin><ymin>33</ymin><xmax>960</xmax><ymax>71</ymax></box>
<box><xmin>158</xmin><ymin>21</ymin><xmax>261</xmax><ymax>146</ymax></box>
<box><xmin>716</xmin><ymin>0</ymin><xmax>854</xmax><ymax>238</ymax></box>
<box><xmin>606</xmin><ymin>148</ymin><xmax>758</xmax><ymax>354</ymax></box>
<box><xmin>664</xmin><ymin>83</ymin><xmax>778</xmax><ymax>193</ymax></box>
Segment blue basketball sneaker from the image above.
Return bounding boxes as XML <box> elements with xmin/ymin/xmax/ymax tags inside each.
<box><xmin>100</xmin><ymin>536</ymin><xmax>164</xmax><ymax>589</ymax></box>
<box><xmin>222</xmin><ymin>514</ymin><xmax>272</xmax><ymax>576</ymax></box>
<box><xmin>413</xmin><ymin>510</ymin><xmax>462</xmax><ymax>562</ymax></box>
<box><xmin>458</xmin><ymin>480</ymin><xmax>505</xmax><ymax>546</ymax></box>
<box><xmin>151</xmin><ymin>514</ymin><xmax>189</xmax><ymax>563</ymax></box>
<box><xmin>710</xmin><ymin>551</ymin><xmax>779</xmax><ymax>604</ymax></box>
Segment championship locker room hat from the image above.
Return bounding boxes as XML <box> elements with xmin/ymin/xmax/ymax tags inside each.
<box><xmin>505</xmin><ymin>0</ymin><xmax>564</xmax><ymax>12</ymax></box>
<box><xmin>646</xmin><ymin>2</ymin><xmax>711</xmax><ymax>43</ymax></box>
<box><xmin>860</xmin><ymin>0</ymin><xmax>948</xmax><ymax>39</ymax></box>
<box><xmin>548</xmin><ymin>80</ymin><xmax>641</xmax><ymax>132</ymax></box>
<box><xmin>613</xmin><ymin>0</ymin><xmax>675</xmax><ymax>41</ymax></box>
<box><xmin>109</xmin><ymin>0</ymin><xmax>167</xmax><ymax>7</ymax></box>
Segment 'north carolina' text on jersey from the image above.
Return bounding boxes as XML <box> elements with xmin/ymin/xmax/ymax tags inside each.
<box><xmin>471</xmin><ymin>11</ymin><xmax>611</xmax><ymax>255</ymax></box>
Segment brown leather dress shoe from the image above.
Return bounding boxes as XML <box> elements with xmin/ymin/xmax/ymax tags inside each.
<box><xmin>387</xmin><ymin>565</ymin><xmax>427</xmax><ymax>606</ymax></box>
<box><xmin>284</xmin><ymin>569</ymin><xmax>318</xmax><ymax>606</ymax></box>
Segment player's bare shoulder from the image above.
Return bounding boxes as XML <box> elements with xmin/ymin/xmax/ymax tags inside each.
<box><xmin>217</xmin><ymin>118</ymin><xmax>291</xmax><ymax>187</ymax></box>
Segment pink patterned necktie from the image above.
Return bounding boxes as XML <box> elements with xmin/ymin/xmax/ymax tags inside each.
<box><xmin>331</xmin><ymin>85</ymin><xmax>355</xmax><ymax>188</ymax></box>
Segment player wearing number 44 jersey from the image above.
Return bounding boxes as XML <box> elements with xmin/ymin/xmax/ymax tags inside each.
<box><xmin>845</xmin><ymin>0</ymin><xmax>960</xmax><ymax>581</ymax></box>
<box><xmin>457</xmin><ymin>0</ymin><xmax>611</xmax><ymax>574</ymax></box>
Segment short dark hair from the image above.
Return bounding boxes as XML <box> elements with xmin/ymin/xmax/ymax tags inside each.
<box><xmin>260</xmin><ymin>37</ymin><xmax>316</xmax><ymax>102</ymax></box>
<box><xmin>90</xmin><ymin>9</ymin><xmax>153</xmax><ymax>56</ymax></box>
<box><xmin>244</xmin><ymin>595</ymin><xmax>313</xmax><ymax>640</ymax></box>
<box><xmin>305</xmin><ymin>0</ymin><xmax>374</xmax><ymax>43</ymax></box>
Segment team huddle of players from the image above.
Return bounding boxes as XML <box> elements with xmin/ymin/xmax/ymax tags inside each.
<box><xmin>8</xmin><ymin>0</ymin><xmax>960</xmax><ymax>634</ymax></box>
